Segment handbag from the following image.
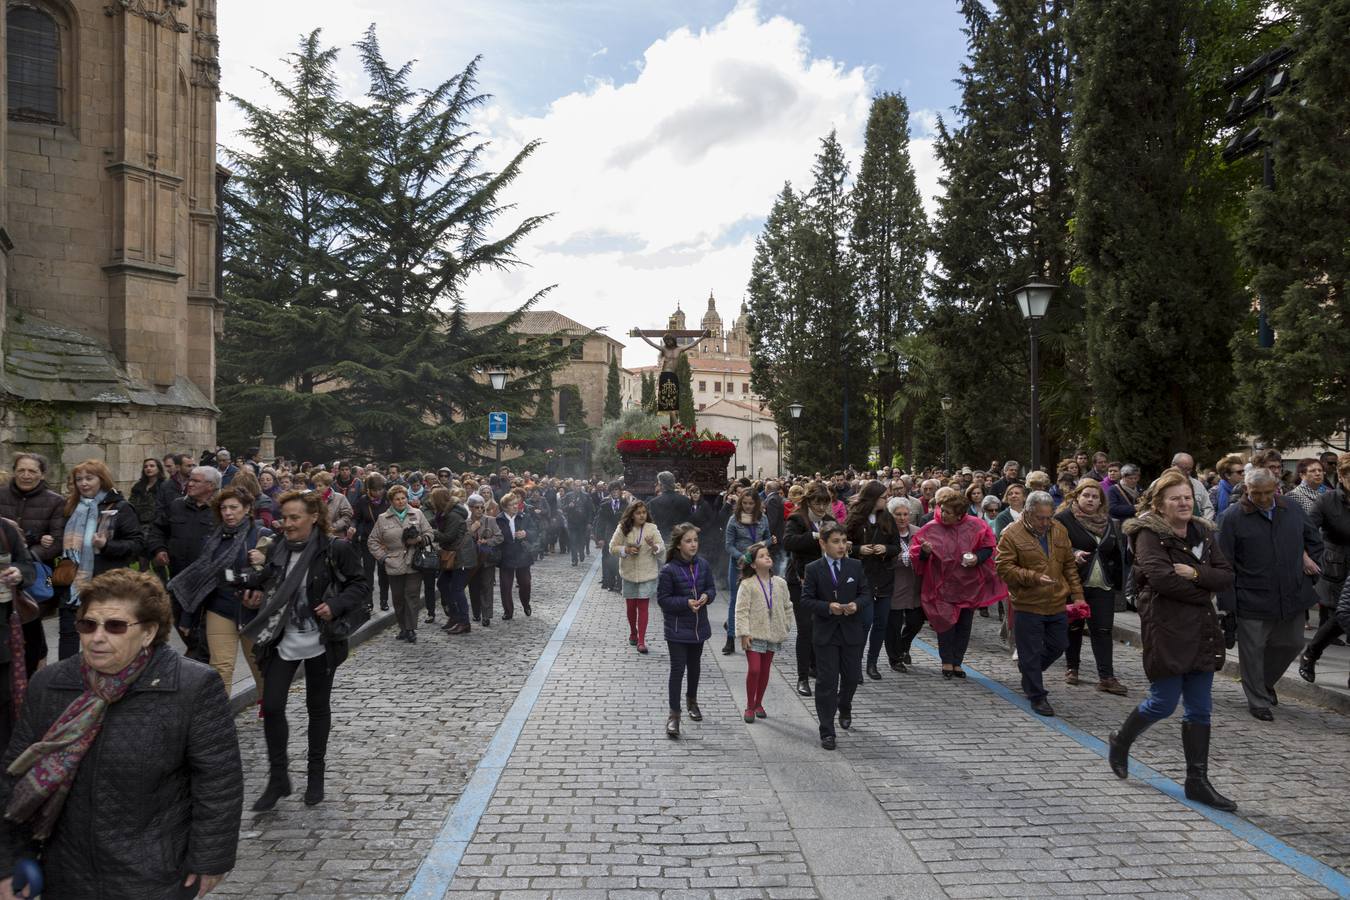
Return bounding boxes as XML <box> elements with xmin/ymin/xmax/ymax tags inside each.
<box><xmin>438</xmin><ymin>548</ymin><xmax>458</xmax><ymax>571</ymax></box>
<box><xmin>412</xmin><ymin>539</ymin><xmax>440</xmax><ymax>574</ymax></box>
<box><xmin>50</xmin><ymin>557</ymin><xmax>76</xmax><ymax>588</ymax></box>
<box><xmin>0</xmin><ymin>525</ymin><xmax>43</xmax><ymax>624</ymax></box>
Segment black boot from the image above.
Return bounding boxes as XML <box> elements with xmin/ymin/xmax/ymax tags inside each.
<box><xmin>304</xmin><ymin>758</ymin><xmax>325</xmax><ymax>806</ymax></box>
<box><xmin>1181</xmin><ymin>722</ymin><xmax>1237</xmax><ymax>812</ymax></box>
<box><xmin>1108</xmin><ymin>709</ymin><xmax>1154</xmax><ymax>779</ymax></box>
<box><xmin>722</xmin><ymin>636</ymin><xmax>735</xmax><ymax>655</ymax></box>
<box><xmin>252</xmin><ymin>764</ymin><xmax>291</xmax><ymax>812</ymax></box>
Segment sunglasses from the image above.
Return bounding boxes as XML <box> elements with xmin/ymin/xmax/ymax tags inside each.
<box><xmin>75</xmin><ymin>618</ymin><xmax>144</xmax><ymax>635</ymax></box>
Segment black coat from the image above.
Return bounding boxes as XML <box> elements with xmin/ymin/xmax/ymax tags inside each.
<box><xmin>801</xmin><ymin>556</ymin><xmax>872</xmax><ymax>646</ymax></box>
<box><xmin>1217</xmin><ymin>496</ymin><xmax>1322</xmax><ymax>620</ymax></box>
<box><xmin>648</xmin><ymin>489</ymin><xmax>692</xmax><ymax>542</ymax></box>
<box><xmin>593</xmin><ymin>496</ymin><xmax>625</xmax><ymax>542</ymax></box>
<box><xmin>0</xmin><ymin>646</ymin><xmax>242</xmax><ymax>899</ymax></box>
<box><xmin>246</xmin><ymin>533</ymin><xmax>369</xmax><ymax>671</ymax></box>
<box><xmin>764</xmin><ymin>492</ymin><xmax>786</xmax><ymax>557</ymax></box>
<box><xmin>0</xmin><ymin>481</ymin><xmax>65</xmax><ymax>564</ymax></box>
<box><xmin>79</xmin><ymin>491</ymin><xmax>142</xmax><ymax>575</ymax></box>
<box><xmin>783</xmin><ymin>509</ymin><xmax>835</xmax><ymax>585</ymax></box>
<box><xmin>0</xmin><ymin>520</ymin><xmax>35</xmax><ymax>668</ymax></box>
<box><xmin>496</xmin><ymin>510</ymin><xmax>537</xmax><ymax>569</ymax></box>
<box><xmin>352</xmin><ymin>493</ymin><xmax>390</xmax><ymax>544</ymax></box>
<box><xmin>149</xmin><ymin>495</ymin><xmax>213</xmax><ymax>576</ymax></box>
<box><xmin>129</xmin><ymin>479</ymin><xmax>179</xmax><ymax>542</ymax></box>
<box><xmin>1311</xmin><ymin>487</ymin><xmax>1350</xmax><ymax>589</ymax></box>
<box><xmin>845</xmin><ymin>514</ymin><xmax>900</xmax><ymax>599</ymax></box>
<box><xmin>1054</xmin><ymin>510</ymin><xmax>1122</xmax><ymax>590</ymax></box>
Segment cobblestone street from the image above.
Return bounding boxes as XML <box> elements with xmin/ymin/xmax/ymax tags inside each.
<box><xmin>221</xmin><ymin>556</ymin><xmax>1349</xmax><ymax>899</ymax></box>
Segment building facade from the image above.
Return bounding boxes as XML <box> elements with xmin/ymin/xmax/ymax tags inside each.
<box><xmin>0</xmin><ymin>0</ymin><xmax>222</xmax><ymax>485</ymax></box>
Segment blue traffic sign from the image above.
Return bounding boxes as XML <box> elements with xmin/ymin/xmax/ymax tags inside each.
<box><xmin>488</xmin><ymin>412</ymin><xmax>508</xmax><ymax>440</ymax></box>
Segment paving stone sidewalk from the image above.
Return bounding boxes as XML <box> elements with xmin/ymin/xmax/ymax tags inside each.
<box><xmin>215</xmin><ymin>552</ymin><xmax>592</xmax><ymax>899</ymax></box>
<box><xmin>441</xmin><ymin>573</ymin><xmax>1345</xmax><ymax>899</ymax></box>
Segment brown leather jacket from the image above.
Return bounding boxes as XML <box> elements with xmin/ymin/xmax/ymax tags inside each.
<box><xmin>995</xmin><ymin>516</ymin><xmax>1084</xmax><ymax>615</ymax></box>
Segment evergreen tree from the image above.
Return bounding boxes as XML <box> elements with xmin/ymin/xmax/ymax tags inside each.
<box><xmin>927</xmin><ymin>0</ymin><xmax>1082</xmax><ymax>469</ymax></box>
<box><xmin>1071</xmin><ymin>0</ymin><xmax>1244</xmax><ymax>466</ymax></box>
<box><xmin>217</xmin><ymin>28</ymin><xmax>569</xmax><ymax>466</ymax></box>
<box><xmin>640</xmin><ymin>371</ymin><xmax>655</xmax><ymax>413</ymax></box>
<box><xmin>675</xmin><ymin>354</ymin><xmax>696</xmax><ymax>429</ymax></box>
<box><xmin>851</xmin><ymin>92</ymin><xmax>929</xmax><ymax>465</ymax></box>
<box><xmin>604</xmin><ymin>355</ymin><xmax>622</xmax><ymax>419</ymax></box>
<box><xmin>1232</xmin><ymin>0</ymin><xmax>1350</xmax><ymax>448</ymax></box>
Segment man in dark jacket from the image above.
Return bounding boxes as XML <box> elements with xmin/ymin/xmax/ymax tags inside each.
<box><xmin>801</xmin><ymin>523</ymin><xmax>871</xmax><ymax>750</ymax></box>
<box><xmin>990</xmin><ymin>460</ymin><xmax>1024</xmax><ymax>506</ymax></box>
<box><xmin>561</xmin><ymin>482</ymin><xmax>595</xmax><ymax>567</ymax></box>
<box><xmin>1218</xmin><ymin>469</ymin><xmax>1323</xmax><ymax>720</ymax></box>
<box><xmin>648</xmin><ymin>471</ymin><xmax>692</xmax><ymax>542</ymax></box>
<box><xmin>764</xmin><ymin>480</ymin><xmax>786</xmax><ymax>571</ymax></box>
<box><xmin>593</xmin><ymin>483</ymin><xmax>626</xmax><ymax>592</ymax></box>
<box><xmin>150</xmin><ymin>466</ymin><xmax>220</xmax><ymax>657</ymax></box>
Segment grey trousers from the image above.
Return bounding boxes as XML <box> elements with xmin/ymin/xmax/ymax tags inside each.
<box><xmin>1236</xmin><ymin>613</ymin><xmax>1305</xmax><ymax>710</ymax></box>
<box><xmin>391</xmin><ymin>572</ymin><xmax>423</xmax><ymax>634</ymax></box>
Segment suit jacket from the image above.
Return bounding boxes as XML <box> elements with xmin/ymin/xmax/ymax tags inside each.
<box><xmin>764</xmin><ymin>492</ymin><xmax>786</xmax><ymax>556</ymax></box>
<box><xmin>801</xmin><ymin>555</ymin><xmax>872</xmax><ymax>647</ymax></box>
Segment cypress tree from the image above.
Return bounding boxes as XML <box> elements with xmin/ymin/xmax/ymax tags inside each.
<box><xmin>1071</xmin><ymin>0</ymin><xmax>1244</xmax><ymax>466</ymax></box>
<box><xmin>675</xmin><ymin>354</ymin><xmax>696</xmax><ymax>429</ymax></box>
<box><xmin>851</xmin><ymin>92</ymin><xmax>929</xmax><ymax>466</ymax></box>
<box><xmin>640</xmin><ymin>371</ymin><xmax>655</xmax><ymax>413</ymax></box>
<box><xmin>1232</xmin><ymin>0</ymin><xmax>1350</xmax><ymax>448</ymax></box>
<box><xmin>604</xmin><ymin>356</ymin><xmax>622</xmax><ymax>419</ymax></box>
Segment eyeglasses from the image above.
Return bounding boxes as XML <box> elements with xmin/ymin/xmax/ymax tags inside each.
<box><xmin>75</xmin><ymin>618</ymin><xmax>145</xmax><ymax>635</ymax></box>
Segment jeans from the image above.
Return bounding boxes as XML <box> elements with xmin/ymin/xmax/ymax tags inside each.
<box><xmin>668</xmin><ymin>640</ymin><xmax>704</xmax><ymax>711</ymax></box>
<box><xmin>437</xmin><ymin>568</ymin><xmax>471</xmax><ymax>624</ymax></box>
<box><xmin>935</xmin><ymin>608</ymin><xmax>975</xmax><ymax>666</ymax></box>
<box><xmin>1013</xmin><ymin>610</ymin><xmax>1069</xmax><ymax>702</ymax></box>
<box><xmin>261</xmin><ymin>651</ymin><xmax>336</xmax><ymax>768</ymax></box>
<box><xmin>1065</xmin><ymin>587</ymin><xmax>1116</xmax><ymax>679</ymax></box>
<box><xmin>1137</xmin><ymin>670</ymin><xmax>1214</xmax><ymax>725</ymax></box>
<box><xmin>885</xmin><ymin>607</ymin><xmax>926</xmax><ymax>665</ymax></box>
<box><xmin>866</xmin><ymin>594</ymin><xmax>892</xmax><ymax>667</ymax></box>
<box><xmin>469</xmin><ymin>565</ymin><xmax>496</xmax><ymax>622</ymax></box>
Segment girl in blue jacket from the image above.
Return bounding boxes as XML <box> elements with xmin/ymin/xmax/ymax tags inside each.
<box><xmin>657</xmin><ymin>522</ymin><xmax>716</xmax><ymax>738</ymax></box>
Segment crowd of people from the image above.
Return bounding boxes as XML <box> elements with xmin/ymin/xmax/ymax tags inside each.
<box><xmin>0</xmin><ymin>441</ymin><xmax>1344</xmax><ymax>896</ymax></box>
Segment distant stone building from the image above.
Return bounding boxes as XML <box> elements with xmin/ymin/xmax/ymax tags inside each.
<box><xmin>0</xmin><ymin>0</ymin><xmax>222</xmax><ymax>485</ymax></box>
<box><xmin>461</xmin><ymin>310</ymin><xmax>626</xmax><ymax>429</ymax></box>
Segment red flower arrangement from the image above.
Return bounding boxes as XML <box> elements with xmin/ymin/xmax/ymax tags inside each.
<box><xmin>617</xmin><ymin>423</ymin><xmax>736</xmax><ymax>458</ymax></box>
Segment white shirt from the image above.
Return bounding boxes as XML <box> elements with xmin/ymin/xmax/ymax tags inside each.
<box><xmin>277</xmin><ymin>550</ymin><xmax>324</xmax><ymax>662</ymax></box>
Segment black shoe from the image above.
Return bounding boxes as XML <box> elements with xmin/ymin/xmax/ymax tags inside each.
<box><xmin>481</xmin><ymin>618</ymin><xmax>491</xmax><ymax>628</ymax></box>
<box><xmin>1298</xmin><ymin>653</ymin><xmax>1316</xmax><ymax>683</ymax></box>
<box><xmin>1268</xmin><ymin>687</ymin><xmax>1278</xmax><ymax>707</ymax></box>
<box><xmin>252</xmin><ymin>770</ymin><xmax>292</xmax><ymax>812</ymax></box>
<box><xmin>889</xmin><ymin>661</ymin><xmax>906</xmax><ymax>673</ymax></box>
<box><xmin>722</xmin><ymin>637</ymin><xmax>735</xmax><ymax>655</ymax></box>
<box><xmin>902</xmin><ymin>652</ymin><xmax>912</xmax><ymax>666</ymax></box>
<box><xmin>866</xmin><ymin>664</ymin><xmax>882</xmax><ymax>681</ymax></box>
<box><xmin>808</xmin><ymin>666</ymin><xmax>817</xmax><ymax>678</ymax></box>
<box><xmin>1182</xmin><ymin>722</ymin><xmax>1237</xmax><ymax>811</ymax></box>
<box><xmin>629</xmin><ymin>636</ymin><xmax>638</xmax><ymax>646</ymax></box>
<box><xmin>522</xmin><ymin>602</ymin><xmax>532</xmax><ymax>617</ymax></box>
<box><xmin>951</xmin><ymin>668</ymin><xmax>966</xmax><ymax>679</ymax></box>
<box><xmin>1031</xmin><ymin>699</ymin><xmax>1055</xmax><ymax>717</ymax></box>
<box><xmin>942</xmin><ymin>670</ymin><xmax>953</xmax><ymax>680</ymax></box>
<box><xmin>797</xmin><ymin>678</ymin><xmax>813</xmax><ymax>697</ymax></box>
<box><xmin>839</xmin><ymin>711</ymin><xmax>852</xmax><ymax>730</ymax></box>
<box><xmin>503</xmin><ymin>613</ymin><xmax>514</xmax><ymax>621</ymax></box>
<box><xmin>395</xmin><ymin>630</ymin><xmax>407</xmax><ymax>642</ymax></box>
<box><xmin>380</xmin><ymin>601</ymin><xmax>389</xmax><ymax>612</ymax></box>
<box><xmin>686</xmin><ymin>697</ymin><xmax>703</xmax><ymax>722</ymax></box>
<box><xmin>1108</xmin><ymin>709</ymin><xmax>1154</xmax><ymax>779</ymax></box>
<box><xmin>666</xmin><ymin>712</ymin><xmax>680</xmax><ymax>738</ymax></box>
<box><xmin>820</xmin><ymin>735</ymin><xmax>836</xmax><ymax>751</ymax></box>
<box><xmin>1249</xmin><ymin>706</ymin><xmax>1274</xmax><ymax>721</ymax></box>
<box><xmin>408</xmin><ymin>631</ymin><xmax>417</xmax><ymax>644</ymax></box>
<box><xmin>979</xmin><ymin>607</ymin><xmax>991</xmax><ymax>618</ymax></box>
<box><xmin>303</xmin><ymin>760</ymin><xmax>325</xmax><ymax>806</ymax></box>
<box><xmin>425</xmin><ymin>613</ymin><xmax>435</xmax><ymax>624</ymax></box>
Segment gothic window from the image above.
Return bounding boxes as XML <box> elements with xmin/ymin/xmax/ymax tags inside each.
<box><xmin>7</xmin><ymin>4</ymin><xmax>62</xmax><ymax>123</ymax></box>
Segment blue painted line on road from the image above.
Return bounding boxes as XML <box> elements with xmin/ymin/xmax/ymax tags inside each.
<box><xmin>912</xmin><ymin>638</ymin><xmax>1350</xmax><ymax>899</ymax></box>
<box><xmin>404</xmin><ymin>556</ymin><xmax>602</xmax><ymax>900</ymax></box>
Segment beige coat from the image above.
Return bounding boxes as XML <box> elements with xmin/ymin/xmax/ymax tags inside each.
<box><xmin>610</xmin><ymin>521</ymin><xmax>664</xmax><ymax>584</ymax></box>
<box><xmin>733</xmin><ymin>574</ymin><xmax>792</xmax><ymax>644</ymax></box>
<box><xmin>367</xmin><ymin>506</ymin><xmax>432</xmax><ymax>575</ymax></box>
<box><xmin>326</xmin><ymin>490</ymin><xmax>354</xmax><ymax>533</ymax></box>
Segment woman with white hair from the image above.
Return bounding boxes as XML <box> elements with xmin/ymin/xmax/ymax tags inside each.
<box><xmin>884</xmin><ymin>497</ymin><xmax>925</xmax><ymax>672</ymax></box>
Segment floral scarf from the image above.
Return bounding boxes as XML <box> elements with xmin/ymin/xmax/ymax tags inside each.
<box><xmin>5</xmin><ymin>646</ymin><xmax>154</xmax><ymax>839</ymax></box>
<box><xmin>61</xmin><ymin>491</ymin><xmax>107</xmax><ymax>606</ymax></box>
<box><xmin>1072</xmin><ymin>504</ymin><xmax>1110</xmax><ymax>538</ymax></box>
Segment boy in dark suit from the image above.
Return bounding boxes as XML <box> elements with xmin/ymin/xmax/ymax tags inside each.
<box><xmin>801</xmin><ymin>521</ymin><xmax>872</xmax><ymax>750</ymax></box>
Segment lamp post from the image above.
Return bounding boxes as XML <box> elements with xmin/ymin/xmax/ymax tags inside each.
<box><xmin>556</xmin><ymin>420</ymin><xmax>567</xmax><ymax>477</ymax></box>
<box><xmin>940</xmin><ymin>396</ymin><xmax>953</xmax><ymax>473</ymax></box>
<box><xmin>787</xmin><ymin>401</ymin><xmax>804</xmax><ymax>476</ymax></box>
<box><xmin>488</xmin><ymin>368</ymin><xmax>508</xmax><ymax>468</ymax></box>
<box><xmin>1010</xmin><ymin>280</ymin><xmax>1055</xmax><ymax>474</ymax></box>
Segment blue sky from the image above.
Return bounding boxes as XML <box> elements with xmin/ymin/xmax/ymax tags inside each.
<box><xmin>221</xmin><ymin>1</ymin><xmax>970</xmax><ymax>367</ymax></box>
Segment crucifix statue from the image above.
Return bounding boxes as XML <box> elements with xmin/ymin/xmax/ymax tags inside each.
<box><xmin>630</xmin><ymin>323</ymin><xmax>710</xmax><ymax>418</ymax></box>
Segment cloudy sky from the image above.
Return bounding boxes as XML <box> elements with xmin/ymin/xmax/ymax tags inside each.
<box><xmin>219</xmin><ymin>1</ymin><xmax>967</xmax><ymax>367</ymax></box>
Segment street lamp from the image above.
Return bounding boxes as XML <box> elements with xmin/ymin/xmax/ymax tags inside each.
<box><xmin>555</xmin><ymin>421</ymin><xmax>567</xmax><ymax>477</ymax></box>
<box><xmin>1011</xmin><ymin>279</ymin><xmax>1055</xmax><ymax>474</ymax></box>
<box><xmin>940</xmin><ymin>396</ymin><xmax>953</xmax><ymax>473</ymax></box>
<box><xmin>787</xmin><ymin>401</ymin><xmax>803</xmax><ymax>475</ymax></box>
<box><xmin>489</xmin><ymin>368</ymin><xmax>508</xmax><ymax>468</ymax></box>
<box><xmin>556</xmin><ymin>421</ymin><xmax>567</xmax><ymax>436</ymax></box>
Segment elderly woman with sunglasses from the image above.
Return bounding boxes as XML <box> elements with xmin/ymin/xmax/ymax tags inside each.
<box><xmin>0</xmin><ymin>569</ymin><xmax>242</xmax><ymax>900</ymax></box>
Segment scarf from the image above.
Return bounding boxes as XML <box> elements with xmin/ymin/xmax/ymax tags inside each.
<box><xmin>6</xmin><ymin>646</ymin><xmax>154</xmax><ymax>839</ymax></box>
<box><xmin>240</xmin><ymin>531</ymin><xmax>321</xmax><ymax>646</ymax></box>
<box><xmin>1072</xmin><ymin>504</ymin><xmax>1109</xmax><ymax>538</ymax></box>
<box><xmin>393</xmin><ymin>507</ymin><xmax>409</xmax><ymax>523</ymax></box>
<box><xmin>62</xmin><ymin>491</ymin><xmax>107</xmax><ymax>605</ymax></box>
<box><xmin>167</xmin><ymin>524</ymin><xmax>250</xmax><ymax>616</ymax></box>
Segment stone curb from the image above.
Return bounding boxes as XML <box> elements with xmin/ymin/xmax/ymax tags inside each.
<box><xmin>1111</xmin><ymin>618</ymin><xmax>1350</xmax><ymax>716</ymax></box>
<box><xmin>226</xmin><ymin>607</ymin><xmax>398</xmax><ymax>715</ymax></box>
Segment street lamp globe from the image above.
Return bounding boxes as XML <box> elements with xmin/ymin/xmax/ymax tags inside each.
<box><xmin>940</xmin><ymin>396</ymin><xmax>953</xmax><ymax>412</ymax></box>
<box><xmin>788</xmin><ymin>401</ymin><xmax>804</xmax><ymax>420</ymax></box>
<box><xmin>488</xmin><ymin>368</ymin><xmax>508</xmax><ymax>391</ymax></box>
<box><xmin>1011</xmin><ymin>280</ymin><xmax>1056</xmax><ymax>321</ymax></box>
<box><xmin>556</xmin><ymin>421</ymin><xmax>567</xmax><ymax>436</ymax></box>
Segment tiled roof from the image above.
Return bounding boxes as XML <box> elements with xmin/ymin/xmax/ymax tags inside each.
<box><xmin>460</xmin><ymin>310</ymin><xmax>621</xmax><ymax>344</ymax></box>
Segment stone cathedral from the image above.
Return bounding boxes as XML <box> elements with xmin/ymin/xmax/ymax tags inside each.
<box><xmin>0</xmin><ymin>0</ymin><xmax>222</xmax><ymax>485</ymax></box>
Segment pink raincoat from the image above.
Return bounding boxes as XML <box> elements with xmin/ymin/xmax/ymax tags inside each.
<box><xmin>911</xmin><ymin>514</ymin><xmax>1007</xmax><ymax>632</ymax></box>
